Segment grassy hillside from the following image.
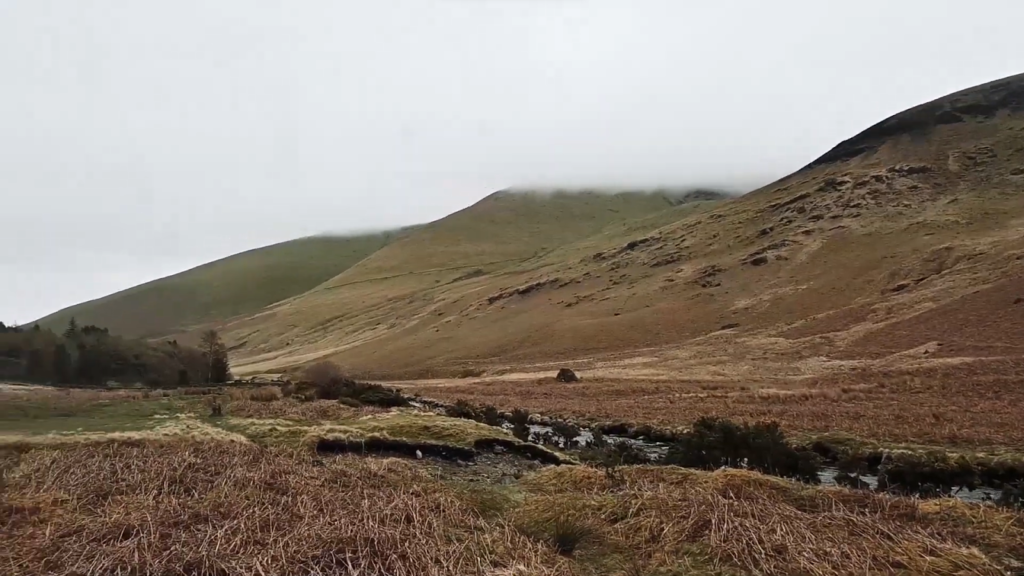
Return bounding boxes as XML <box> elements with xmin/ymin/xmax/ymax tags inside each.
<box><xmin>211</xmin><ymin>189</ymin><xmax>732</xmax><ymax>373</ymax></box>
<box><xmin>219</xmin><ymin>73</ymin><xmax>1024</xmax><ymax>383</ymax></box>
<box><xmin>318</xmin><ymin>190</ymin><xmax>696</xmax><ymax>287</ymax></box>
<box><xmin>36</xmin><ymin>233</ymin><xmax>397</xmax><ymax>339</ymax></box>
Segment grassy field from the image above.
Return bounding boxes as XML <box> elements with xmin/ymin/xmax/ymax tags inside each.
<box><xmin>34</xmin><ymin>233</ymin><xmax>399</xmax><ymax>339</ymax></box>
<box><xmin>2</xmin><ymin>387</ymin><xmax>1023</xmax><ymax>575</ymax></box>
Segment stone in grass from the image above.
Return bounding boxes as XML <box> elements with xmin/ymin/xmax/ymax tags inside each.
<box><xmin>555</xmin><ymin>368</ymin><xmax>580</xmax><ymax>383</ymax></box>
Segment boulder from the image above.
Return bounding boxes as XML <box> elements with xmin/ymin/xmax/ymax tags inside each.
<box><xmin>555</xmin><ymin>368</ymin><xmax>580</xmax><ymax>383</ymax></box>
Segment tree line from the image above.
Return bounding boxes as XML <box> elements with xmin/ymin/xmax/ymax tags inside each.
<box><xmin>0</xmin><ymin>319</ymin><xmax>231</xmax><ymax>387</ymax></box>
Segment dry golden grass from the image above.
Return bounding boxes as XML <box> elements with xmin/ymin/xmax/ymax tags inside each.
<box><xmin>516</xmin><ymin>466</ymin><xmax>1024</xmax><ymax>576</ymax></box>
<box><xmin>1</xmin><ymin>441</ymin><xmax>573</xmax><ymax>576</ymax></box>
<box><xmin>347</xmin><ymin>411</ymin><xmax>517</xmax><ymax>447</ymax></box>
<box><xmin>224</xmin><ymin>398</ymin><xmax>383</xmax><ymax>421</ymax></box>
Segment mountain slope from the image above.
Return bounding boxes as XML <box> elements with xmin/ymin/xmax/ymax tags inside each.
<box><xmin>36</xmin><ymin>233</ymin><xmax>398</xmax><ymax>339</ymax></box>
<box><xmin>221</xmin><ymin>73</ymin><xmax>1024</xmax><ymax>379</ymax></box>
<box><xmin>211</xmin><ymin>190</ymin><xmax>729</xmax><ymax>372</ymax></box>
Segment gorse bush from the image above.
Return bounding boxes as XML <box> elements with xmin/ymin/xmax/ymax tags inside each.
<box><xmin>580</xmin><ymin>440</ymin><xmax>651</xmax><ymax>470</ymax></box>
<box><xmin>479</xmin><ymin>405</ymin><xmax>503</xmax><ymax>427</ymax></box>
<box><xmin>311</xmin><ymin>377</ymin><xmax>409</xmax><ymax>408</ymax></box>
<box><xmin>445</xmin><ymin>399</ymin><xmax>478</xmax><ymax>420</ymax></box>
<box><xmin>663</xmin><ymin>416</ymin><xmax>820</xmax><ymax>482</ymax></box>
<box><xmin>551</xmin><ymin>421</ymin><xmax>581</xmax><ymax>447</ymax></box>
<box><xmin>509</xmin><ymin>408</ymin><xmax>531</xmax><ymax>442</ymax></box>
<box><xmin>303</xmin><ymin>360</ymin><xmax>343</xmax><ymax>385</ymax></box>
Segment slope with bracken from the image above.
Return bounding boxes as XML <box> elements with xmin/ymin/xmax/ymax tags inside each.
<box><xmin>222</xmin><ymin>73</ymin><xmax>1024</xmax><ymax>384</ymax></box>
<box><xmin>35</xmin><ymin>233</ymin><xmax>399</xmax><ymax>339</ymax></box>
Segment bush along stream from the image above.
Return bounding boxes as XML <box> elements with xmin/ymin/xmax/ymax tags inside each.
<box><xmin>415</xmin><ymin>397</ymin><xmax>1023</xmax><ymax>507</ymax></box>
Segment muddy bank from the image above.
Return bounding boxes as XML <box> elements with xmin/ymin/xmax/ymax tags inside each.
<box><xmin>315</xmin><ymin>437</ymin><xmax>476</xmax><ymax>461</ymax></box>
<box><xmin>315</xmin><ymin>435</ymin><xmax>571</xmax><ymax>467</ymax></box>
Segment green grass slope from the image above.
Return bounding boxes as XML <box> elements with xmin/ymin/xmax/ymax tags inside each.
<box><xmin>318</xmin><ymin>189</ymin><xmax>714</xmax><ymax>288</ymax></box>
<box><xmin>35</xmin><ymin>233</ymin><xmax>397</xmax><ymax>339</ymax></box>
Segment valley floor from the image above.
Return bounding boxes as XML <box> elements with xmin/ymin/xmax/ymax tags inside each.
<box><xmin>2</xmin><ymin>386</ymin><xmax>1023</xmax><ymax>575</ymax></box>
<box><xmin>397</xmin><ymin>353</ymin><xmax>1024</xmax><ymax>449</ymax></box>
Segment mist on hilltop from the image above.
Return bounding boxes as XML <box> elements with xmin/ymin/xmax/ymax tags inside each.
<box><xmin>4</xmin><ymin>0</ymin><xmax>1023</xmax><ymax>321</ymax></box>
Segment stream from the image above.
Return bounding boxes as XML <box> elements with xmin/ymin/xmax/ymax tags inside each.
<box><xmin>410</xmin><ymin>401</ymin><xmax>1006</xmax><ymax>503</ymax></box>
<box><xmin>523</xmin><ymin>423</ymin><xmax>1003</xmax><ymax>503</ymax></box>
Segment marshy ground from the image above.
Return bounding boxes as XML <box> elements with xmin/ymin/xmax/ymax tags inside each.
<box><xmin>2</xmin><ymin>384</ymin><xmax>1023</xmax><ymax>575</ymax></box>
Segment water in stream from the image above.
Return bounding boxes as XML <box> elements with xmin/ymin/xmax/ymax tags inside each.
<box><xmin>411</xmin><ymin>400</ymin><xmax>1006</xmax><ymax>503</ymax></box>
<box><xmin>524</xmin><ymin>423</ymin><xmax>1002</xmax><ymax>503</ymax></box>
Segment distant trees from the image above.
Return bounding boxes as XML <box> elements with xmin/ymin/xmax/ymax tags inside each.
<box><xmin>53</xmin><ymin>343</ymin><xmax>73</xmax><ymax>383</ymax></box>
<box><xmin>0</xmin><ymin>322</ymin><xmax>23</xmax><ymax>334</ymax></box>
<box><xmin>0</xmin><ymin>318</ymin><xmax>214</xmax><ymax>388</ymax></box>
<box><xmin>25</xmin><ymin>347</ymin><xmax>48</xmax><ymax>381</ymax></box>
<box><xmin>200</xmin><ymin>329</ymin><xmax>231</xmax><ymax>384</ymax></box>
<box><xmin>63</xmin><ymin>317</ymin><xmax>78</xmax><ymax>339</ymax></box>
<box><xmin>80</xmin><ymin>324</ymin><xmax>109</xmax><ymax>337</ymax></box>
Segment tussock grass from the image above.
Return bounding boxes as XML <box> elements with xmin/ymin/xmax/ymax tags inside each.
<box><xmin>1</xmin><ymin>441</ymin><xmax>573</xmax><ymax>576</ymax></box>
<box><xmin>225</xmin><ymin>397</ymin><xmax>381</xmax><ymax>421</ymax></box>
<box><xmin>516</xmin><ymin>466</ymin><xmax>1021</xmax><ymax>575</ymax></box>
<box><xmin>349</xmin><ymin>411</ymin><xmax>517</xmax><ymax>447</ymax></box>
<box><xmin>225</xmin><ymin>385</ymin><xmax>284</xmax><ymax>402</ymax></box>
<box><xmin>225</xmin><ymin>411</ymin><xmax>515</xmax><ymax>449</ymax></box>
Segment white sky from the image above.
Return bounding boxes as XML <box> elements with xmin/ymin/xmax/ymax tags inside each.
<box><xmin>2</xmin><ymin>0</ymin><xmax>1023</xmax><ymax>323</ymax></box>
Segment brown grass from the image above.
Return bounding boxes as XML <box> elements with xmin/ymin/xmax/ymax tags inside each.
<box><xmin>406</xmin><ymin>362</ymin><xmax>1024</xmax><ymax>448</ymax></box>
<box><xmin>226</xmin><ymin>385</ymin><xmax>284</xmax><ymax>402</ymax></box>
<box><xmin>2</xmin><ymin>430</ymin><xmax>1021</xmax><ymax>575</ymax></box>
<box><xmin>1</xmin><ymin>441</ymin><xmax>573</xmax><ymax>576</ymax></box>
<box><xmin>516</xmin><ymin>466</ymin><xmax>1024</xmax><ymax>576</ymax></box>
<box><xmin>303</xmin><ymin>359</ymin><xmax>345</xmax><ymax>384</ymax></box>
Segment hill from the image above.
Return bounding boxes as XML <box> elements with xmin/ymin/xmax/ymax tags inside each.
<box><xmin>207</xmin><ymin>189</ymin><xmax>729</xmax><ymax>373</ymax></box>
<box><xmin>216</xmin><ymin>73</ymin><xmax>1024</xmax><ymax>383</ymax></box>
<box><xmin>35</xmin><ymin>233</ymin><xmax>398</xmax><ymax>339</ymax></box>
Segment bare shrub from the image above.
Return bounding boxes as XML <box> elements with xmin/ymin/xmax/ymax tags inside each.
<box><xmin>308</xmin><ymin>377</ymin><xmax>409</xmax><ymax>408</ymax></box>
<box><xmin>479</xmin><ymin>405</ymin><xmax>503</xmax><ymax>427</ymax></box>
<box><xmin>303</xmin><ymin>360</ymin><xmax>344</xmax><ymax>385</ymax></box>
<box><xmin>509</xmin><ymin>408</ymin><xmax>531</xmax><ymax>442</ymax></box>
<box><xmin>445</xmin><ymin>399</ymin><xmax>477</xmax><ymax>420</ymax></box>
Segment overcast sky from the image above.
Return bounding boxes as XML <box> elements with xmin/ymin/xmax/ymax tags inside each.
<box><xmin>2</xmin><ymin>0</ymin><xmax>1023</xmax><ymax>323</ymax></box>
